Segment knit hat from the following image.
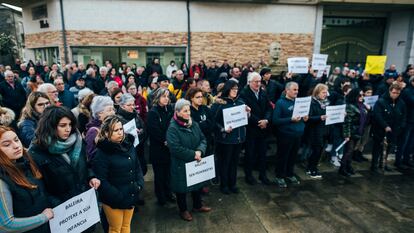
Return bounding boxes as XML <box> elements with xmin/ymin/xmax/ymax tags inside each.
<box><xmin>157</xmin><ymin>75</ymin><xmax>169</xmax><ymax>83</ymax></box>
<box><xmin>119</xmin><ymin>93</ymin><xmax>135</xmax><ymax>106</ymax></box>
<box><xmin>77</xmin><ymin>88</ymin><xmax>93</xmax><ymax>101</ymax></box>
<box><xmin>260</xmin><ymin>67</ymin><xmax>272</xmax><ymax>76</ymax></box>
<box><xmin>90</xmin><ymin>96</ymin><xmax>114</xmax><ymax>119</ymax></box>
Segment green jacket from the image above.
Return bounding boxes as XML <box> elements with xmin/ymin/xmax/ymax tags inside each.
<box><xmin>166</xmin><ymin>119</ymin><xmax>207</xmax><ymax>193</ymax></box>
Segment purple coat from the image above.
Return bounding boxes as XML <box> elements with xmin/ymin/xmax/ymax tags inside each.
<box><xmin>85</xmin><ymin>118</ymin><xmax>101</xmax><ymax>162</ymax></box>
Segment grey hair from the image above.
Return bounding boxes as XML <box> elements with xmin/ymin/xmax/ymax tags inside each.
<box><xmin>90</xmin><ymin>96</ymin><xmax>114</xmax><ymax>119</ymax></box>
<box><xmin>247</xmin><ymin>72</ymin><xmax>261</xmax><ymax>83</ymax></box>
<box><xmin>107</xmin><ymin>81</ymin><xmax>118</xmax><ymax>89</ymax></box>
<box><xmin>152</xmin><ymin>88</ymin><xmax>170</xmax><ymax>106</ymax></box>
<box><xmin>37</xmin><ymin>83</ymin><xmax>55</xmax><ymax>93</ymax></box>
<box><xmin>285</xmin><ymin>81</ymin><xmax>298</xmax><ymax>91</ymax></box>
<box><xmin>4</xmin><ymin>70</ymin><xmax>13</xmax><ymax>78</ymax></box>
<box><xmin>174</xmin><ymin>98</ymin><xmax>191</xmax><ymax>112</ymax></box>
<box><xmin>86</xmin><ymin>67</ymin><xmax>95</xmax><ymax>76</ymax></box>
<box><xmin>119</xmin><ymin>93</ymin><xmax>135</xmax><ymax>106</ymax></box>
<box><xmin>53</xmin><ymin>77</ymin><xmax>64</xmax><ymax>85</ymax></box>
<box><xmin>99</xmin><ymin>66</ymin><xmax>108</xmax><ymax>73</ymax></box>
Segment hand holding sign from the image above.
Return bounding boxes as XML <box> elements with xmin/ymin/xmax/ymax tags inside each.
<box><xmin>292</xmin><ymin>96</ymin><xmax>312</xmax><ymax>118</ymax></box>
<box><xmin>43</xmin><ymin>208</ymin><xmax>54</xmax><ymax>220</ymax></box>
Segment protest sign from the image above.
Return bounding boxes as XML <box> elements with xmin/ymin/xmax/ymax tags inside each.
<box><xmin>123</xmin><ymin>119</ymin><xmax>139</xmax><ymax>147</ymax></box>
<box><xmin>292</xmin><ymin>96</ymin><xmax>312</xmax><ymax>118</ymax></box>
<box><xmin>222</xmin><ymin>104</ymin><xmax>248</xmax><ymax>131</ymax></box>
<box><xmin>316</xmin><ymin>65</ymin><xmax>331</xmax><ymax>78</ymax></box>
<box><xmin>365</xmin><ymin>55</ymin><xmax>387</xmax><ymax>74</ymax></box>
<box><xmin>325</xmin><ymin>104</ymin><xmax>346</xmax><ymax>125</ymax></box>
<box><xmin>364</xmin><ymin>95</ymin><xmax>379</xmax><ymax>108</ymax></box>
<box><xmin>312</xmin><ymin>54</ymin><xmax>328</xmax><ymax>70</ymax></box>
<box><xmin>50</xmin><ymin>188</ymin><xmax>100</xmax><ymax>233</ymax></box>
<box><xmin>324</xmin><ymin>65</ymin><xmax>331</xmax><ymax>77</ymax></box>
<box><xmin>287</xmin><ymin>57</ymin><xmax>309</xmax><ymax>74</ymax></box>
<box><xmin>185</xmin><ymin>155</ymin><xmax>216</xmax><ymax>187</ymax></box>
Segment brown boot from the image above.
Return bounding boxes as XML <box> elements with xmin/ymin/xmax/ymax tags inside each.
<box><xmin>193</xmin><ymin>206</ymin><xmax>212</xmax><ymax>213</ymax></box>
<box><xmin>179</xmin><ymin>211</ymin><xmax>193</xmax><ymax>221</ymax></box>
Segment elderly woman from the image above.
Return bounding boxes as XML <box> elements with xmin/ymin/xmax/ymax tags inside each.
<box><xmin>92</xmin><ymin>115</ymin><xmax>144</xmax><ymax>233</ymax></box>
<box><xmin>211</xmin><ymin>80</ymin><xmax>250</xmax><ymax>194</ymax></box>
<box><xmin>0</xmin><ymin>126</ymin><xmax>53</xmax><ymax>233</ymax></box>
<box><xmin>18</xmin><ymin>92</ymin><xmax>51</xmax><ymax>148</ymax></box>
<box><xmin>147</xmin><ymin>88</ymin><xmax>174</xmax><ymax>205</ymax></box>
<box><xmin>166</xmin><ymin>99</ymin><xmax>211</xmax><ymax>221</ymax></box>
<box><xmin>85</xmin><ymin>96</ymin><xmax>115</xmax><ymax>162</ymax></box>
<box><xmin>117</xmin><ymin>93</ymin><xmax>147</xmax><ymax>176</ymax></box>
<box><xmin>306</xmin><ymin>84</ymin><xmax>329</xmax><ymax>179</ymax></box>
<box><xmin>126</xmin><ymin>83</ymin><xmax>147</xmax><ymax>122</ymax></box>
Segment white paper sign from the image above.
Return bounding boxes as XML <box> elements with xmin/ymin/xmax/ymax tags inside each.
<box><xmin>312</xmin><ymin>54</ymin><xmax>329</xmax><ymax>70</ymax></box>
<box><xmin>123</xmin><ymin>119</ymin><xmax>139</xmax><ymax>147</ymax></box>
<box><xmin>287</xmin><ymin>57</ymin><xmax>309</xmax><ymax>74</ymax></box>
<box><xmin>50</xmin><ymin>188</ymin><xmax>100</xmax><ymax>233</ymax></box>
<box><xmin>316</xmin><ymin>69</ymin><xmax>324</xmax><ymax>78</ymax></box>
<box><xmin>292</xmin><ymin>96</ymin><xmax>312</xmax><ymax>118</ymax></box>
<box><xmin>325</xmin><ymin>104</ymin><xmax>346</xmax><ymax>125</ymax></box>
<box><xmin>364</xmin><ymin>95</ymin><xmax>379</xmax><ymax>108</ymax></box>
<box><xmin>324</xmin><ymin>65</ymin><xmax>331</xmax><ymax>77</ymax></box>
<box><xmin>222</xmin><ymin>104</ymin><xmax>248</xmax><ymax>131</ymax></box>
<box><xmin>185</xmin><ymin>155</ymin><xmax>216</xmax><ymax>187</ymax></box>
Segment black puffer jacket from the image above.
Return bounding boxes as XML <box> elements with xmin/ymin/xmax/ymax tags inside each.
<box><xmin>28</xmin><ymin>143</ymin><xmax>93</xmax><ymax>207</ymax></box>
<box><xmin>93</xmin><ymin>134</ymin><xmax>144</xmax><ymax>209</ymax></box>
<box><xmin>0</xmin><ymin>157</ymin><xmax>51</xmax><ymax>233</ymax></box>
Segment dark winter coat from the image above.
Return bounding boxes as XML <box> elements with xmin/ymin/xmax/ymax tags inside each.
<box><xmin>18</xmin><ymin>117</ymin><xmax>38</xmax><ymax>148</ymax></box>
<box><xmin>147</xmin><ymin>104</ymin><xmax>173</xmax><ymax>164</ymax></box>
<box><xmin>372</xmin><ymin>93</ymin><xmax>406</xmax><ymax>139</ymax></box>
<box><xmin>343</xmin><ymin>103</ymin><xmax>367</xmax><ymax>140</ymax></box>
<box><xmin>117</xmin><ymin>107</ymin><xmax>147</xmax><ymax>144</ymax></box>
<box><xmin>211</xmin><ymin>97</ymin><xmax>246</xmax><ymax>144</ymax></box>
<box><xmin>261</xmin><ymin>79</ymin><xmax>284</xmax><ymax>104</ymax></box>
<box><xmin>0</xmin><ymin>157</ymin><xmax>51</xmax><ymax>233</ymax></box>
<box><xmin>85</xmin><ymin>75</ymin><xmax>105</xmax><ymax>94</ymax></box>
<box><xmin>239</xmin><ymin>86</ymin><xmax>272</xmax><ymax>138</ymax></box>
<box><xmin>28</xmin><ymin>143</ymin><xmax>93</xmax><ymax>207</ymax></box>
<box><xmin>0</xmin><ymin>81</ymin><xmax>26</xmax><ymax>118</ymax></box>
<box><xmin>58</xmin><ymin>89</ymin><xmax>77</xmax><ymax>109</ymax></box>
<box><xmin>166</xmin><ymin>119</ymin><xmax>207</xmax><ymax>193</ymax></box>
<box><xmin>92</xmin><ymin>134</ymin><xmax>144</xmax><ymax>209</ymax></box>
<box><xmin>400</xmin><ymin>84</ymin><xmax>414</xmax><ymax>124</ymax></box>
<box><xmin>307</xmin><ymin>98</ymin><xmax>328</xmax><ymax>146</ymax></box>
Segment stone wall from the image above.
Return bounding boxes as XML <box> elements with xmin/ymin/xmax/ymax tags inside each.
<box><xmin>25</xmin><ymin>30</ymin><xmax>314</xmax><ymax>66</ymax></box>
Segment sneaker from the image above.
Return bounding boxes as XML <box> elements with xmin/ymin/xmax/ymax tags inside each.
<box><xmin>331</xmin><ymin>157</ymin><xmax>341</xmax><ymax>167</ymax></box>
<box><xmin>275</xmin><ymin>178</ymin><xmax>287</xmax><ymax>188</ymax></box>
<box><xmin>305</xmin><ymin>169</ymin><xmax>311</xmax><ymax>175</ymax></box>
<box><xmin>325</xmin><ymin>144</ymin><xmax>333</xmax><ymax>152</ymax></box>
<box><xmin>309</xmin><ymin>170</ymin><xmax>322</xmax><ymax>179</ymax></box>
<box><xmin>286</xmin><ymin>176</ymin><xmax>300</xmax><ymax>184</ymax></box>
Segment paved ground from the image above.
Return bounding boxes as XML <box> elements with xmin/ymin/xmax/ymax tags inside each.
<box><xmin>95</xmin><ymin>156</ymin><xmax>414</xmax><ymax>233</ymax></box>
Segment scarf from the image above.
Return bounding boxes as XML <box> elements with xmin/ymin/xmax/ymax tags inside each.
<box><xmin>48</xmin><ymin>132</ymin><xmax>83</xmax><ymax>166</ymax></box>
<box><xmin>173</xmin><ymin>112</ymin><xmax>192</xmax><ymax>128</ymax></box>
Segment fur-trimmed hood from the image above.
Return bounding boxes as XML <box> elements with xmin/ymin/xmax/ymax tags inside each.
<box><xmin>0</xmin><ymin>107</ymin><xmax>15</xmax><ymax>126</ymax></box>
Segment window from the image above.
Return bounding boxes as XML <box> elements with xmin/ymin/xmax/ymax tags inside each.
<box><xmin>32</xmin><ymin>4</ymin><xmax>47</xmax><ymax>20</ymax></box>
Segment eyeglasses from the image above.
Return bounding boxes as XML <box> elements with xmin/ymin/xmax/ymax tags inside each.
<box><xmin>56</xmin><ymin>83</ymin><xmax>64</xmax><ymax>86</ymax></box>
<box><xmin>251</xmin><ymin>80</ymin><xmax>261</xmax><ymax>83</ymax></box>
<box><xmin>231</xmin><ymin>87</ymin><xmax>239</xmax><ymax>91</ymax></box>
<box><xmin>48</xmin><ymin>90</ymin><xmax>58</xmax><ymax>94</ymax></box>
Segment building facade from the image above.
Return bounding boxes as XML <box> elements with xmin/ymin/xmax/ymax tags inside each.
<box><xmin>4</xmin><ymin>0</ymin><xmax>414</xmax><ymax>72</ymax></box>
<box><xmin>0</xmin><ymin>4</ymin><xmax>24</xmax><ymax>65</ymax></box>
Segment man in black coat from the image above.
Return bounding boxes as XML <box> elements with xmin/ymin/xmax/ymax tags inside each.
<box><xmin>400</xmin><ymin>76</ymin><xmax>414</xmax><ymax>167</ymax></box>
<box><xmin>371</xmin><ymin>84</ymin><xmax>407</xmax><ymax>171</ymax></box>
<box><xmin>260</xmin><ymin>67</ymin><xmax>284</xmax><ymax>107</ymax></box>
<box><xmin>240</xmin><ymin>72</ymin><xmax>272</xmax><ymax>185</ymax></box>
<box><xmin>0</xmin><ymin>70</ymin><xmax>27</xmax><ymax>119</ymax></box>
<box><xmin>85</xmin><ymin>68</ymin><xmax>105</xmax><ymax>95</ymax></box>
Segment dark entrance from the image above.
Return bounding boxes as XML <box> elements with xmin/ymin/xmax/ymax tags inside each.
<box><xmin>321</xmin><ymin>17</ymin><xmax>387</xmax><ymax>69</ymax></box>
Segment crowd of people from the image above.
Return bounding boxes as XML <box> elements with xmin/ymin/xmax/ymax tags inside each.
<box><xmin>0</xmin><ymin>56</ymin><xmax>413</xmax><ymax>232</ymax></box>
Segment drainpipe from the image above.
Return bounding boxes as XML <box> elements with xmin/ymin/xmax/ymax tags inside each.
<box><xmin>186</xmin><ymin>0</ymin><xmax>191</xmax><ymax>64</ymax></box>
<box><xmin>59</xmin><ymin>0</ymin><xmax>69</xmax><ymax>64</ymax></box>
